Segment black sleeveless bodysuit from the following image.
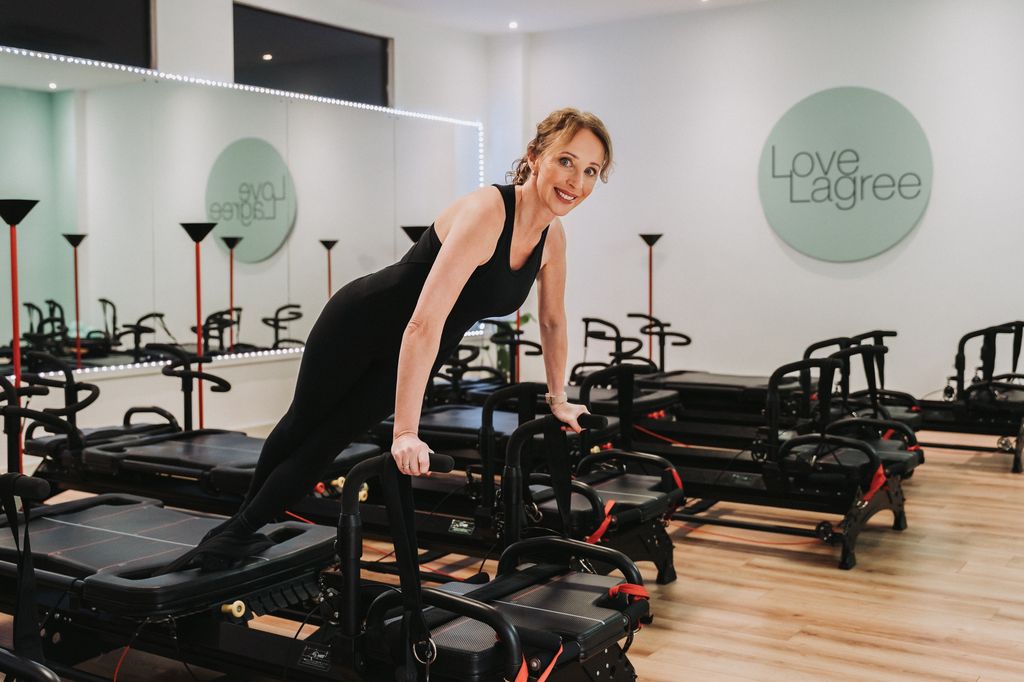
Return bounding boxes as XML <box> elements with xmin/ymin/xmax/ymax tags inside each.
<box><xmin>239</xmin><ymin>184</ymin><xmax>549</xmax><ymax>527</ymax></box>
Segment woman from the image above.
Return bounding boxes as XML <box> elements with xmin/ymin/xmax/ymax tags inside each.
<box><xmin>165</xmin><ymin>107</ymin><xmax>613</xmax><ymax>571</ymax></box>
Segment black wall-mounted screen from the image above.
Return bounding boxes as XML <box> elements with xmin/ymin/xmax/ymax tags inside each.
<box><xmin>234</xmin><ymin>4</ymin><xmax>390</xmax><ymax>106</ymax></box>
<box><xmin>0</xmin><ymin>0</ymin><xmax>151</xmax><ymax>67</ymax></box>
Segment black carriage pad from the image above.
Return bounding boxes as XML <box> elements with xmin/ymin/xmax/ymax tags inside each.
<box><xmin>463</xmin><ymin>385</ymin><xmax>679</xmax><ymax>414</ymax></box>
<box><xmin>638</xmin><ymin>370</ymin><xmax>801</xmax><ymax>404</ymax></box>
<box><xmin>374</xmin><ymin>405</ymin><xmax>516</xmax><ymax>442</ymax></box>
<box><xmin>529</xmin><ymin>472</ymin><xmax>681</xmax><ymax>535</ymax></box>
<box><xmin>853</xmin><ymin>439</ymin><xmax>923</xmax><ymax>476</ymax></box>
<box><xmin>25</xmin><ymin>422</ymin><xmax>178</xmax><ymax>459</ymax></box>
<box><xmin>881</xmin><ymin>405</ymin><xmax>923</xmax><ymax>429</ymax></box>
<box><xmin>370</xmin><ymin>564</ymin><xmax>642</xmax><ymax>680</ymax></box>
<box><xmin>377</xmin><ymin>405</ymin><xmax>621</xmax><ymax>447</ymax></box>
<box><xmin>207</xmin><ymin>442</ymin><xmax>381</xmax><ymax>495</ymax></box>
<box><xmin>565</xmin><ymin>385</ymin><xmax>678</xmax><ymax>414</ymax></box>
<box><xmin>0</xmin><ymin>494</ymin><xmax>335</xmax><ymax>617</ymax></box>
<box><xmin>781</xmin><ymin>442</ymin><xmax>915</xmax><ymax>479</ymax></box>
<box><xmin>80</xmin><ymin>430</ymin><xmax>379</xmax><ymax>485</ymax></box>
<box><xmin>81</xmin><ymin>431</ymin><xmax>263</xmax><ymax>475</ymax></box>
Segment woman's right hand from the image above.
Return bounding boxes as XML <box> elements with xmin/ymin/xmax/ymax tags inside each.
<box><xmin>391</xmin><ymin>432</ymin><xmax>432</xmax><ymax>476</ymax></box>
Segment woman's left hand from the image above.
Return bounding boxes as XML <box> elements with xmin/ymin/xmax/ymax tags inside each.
<box><xmin>550</xmin><ymin>401</ymin><xmax>589</xmax><ymax>433</ymax></box>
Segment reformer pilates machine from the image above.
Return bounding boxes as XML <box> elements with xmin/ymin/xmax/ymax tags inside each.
<box><xmin>629</xmin><ymin>357</ymin><xmax>910</xmax><ymax>569</ymax></box>
<box><xmin>1</xmin><ymin>414</ymin><xmax>652</xmax><ymax>680</ymax></box>
<box><xmin>886</xmin><ymin>322</ymin><xmax>1024</xmax><ymax>473</ymax></box>
<box><xmin>820</xmin><ymin>326</ymin><xmax>1023</xmax><ymax>473</ymax></box>
<box><xmin>21</xmin><ymin>346</ymin><xmax>380</xmax><ymax>526</ymax></box>
<box><xmin>373</xmin><ymin>374</ymin><xmax>683</xmax><ymax>582</ymax></box>
<box><xmin>579</xmin><ymin>316</ymin><xmax>806</xmax><ymax>438</ymax></box>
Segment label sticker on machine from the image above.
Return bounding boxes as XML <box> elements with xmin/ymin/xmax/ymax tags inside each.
<box><xmin>298</xmin><ymin>644</ymin><xmax>331</xmax><ymax>671</ymax></box>
<box><xmin>448</xmin><ymin>519</ymin><xmax>475</xmax><ymax>536</ymax></box>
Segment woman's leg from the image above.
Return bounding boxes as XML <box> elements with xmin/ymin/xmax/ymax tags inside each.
<box><xmin>238</xmin><ymin>364</ymin><xmax>395</xmax><ymax>528</ymax></box>
<box><xmin>157</xmin><ymin>362</ymin><xmax>396</xmax><ymax>574</ymax></box>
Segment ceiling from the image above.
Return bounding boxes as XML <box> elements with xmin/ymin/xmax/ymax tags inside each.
<box><xmin>364</xmin><ymin>0</ymin><xmax>768</xmax><ymax>35</ymax></box>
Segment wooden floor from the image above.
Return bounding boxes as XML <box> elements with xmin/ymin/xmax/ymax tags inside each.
<box><xmin>3</xmin><ymin>432</ymin><xmax>1023</xmax><ymax>681</ymax></box>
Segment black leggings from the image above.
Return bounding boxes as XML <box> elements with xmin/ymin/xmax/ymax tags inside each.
<box><xmin>238</xmin><ymin>299</ymin><xmax>399</xmax><ymax>530</ymax></box>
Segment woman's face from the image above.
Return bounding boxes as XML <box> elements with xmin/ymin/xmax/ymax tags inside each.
<box><xmin>531</xmin><ymin>128</ymin><xmax>606</xmax><ymax>216</ymax></box>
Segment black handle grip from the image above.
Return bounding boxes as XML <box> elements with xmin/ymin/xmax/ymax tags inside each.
<box><xmin>428</xmin><ymin>452</ymin><xmax>456</xmax><ymax>473</ymax></box>
<box><xmin>0</xmin><ymin>472</ymin><xmax>51</xmax><ymax>502</ymax></box>
<box><xmin>578</xmin><ymin>413</ymin><xmax>608</xmax><ymax>430</ymax></box>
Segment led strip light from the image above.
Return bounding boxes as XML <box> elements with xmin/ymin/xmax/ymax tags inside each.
<box><xmin>33</xmin><ymin>347</ymin><xmax>306</xmax><ymax>378</ymax></box>
<box><xmin>0</xmin><ymin>45</ymin><xmax>486</xmax><ymax>187</ymax></box>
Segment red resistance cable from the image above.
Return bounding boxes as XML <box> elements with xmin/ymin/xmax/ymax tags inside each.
<box><xmin>585</xmin><ymin>499</ymin><xmax>616</xmax><ymax>544</ymax></box>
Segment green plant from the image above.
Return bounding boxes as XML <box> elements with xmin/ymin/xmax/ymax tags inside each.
<box><xmin>494</xmin><ymin>313</ymin><xmax>534</xmax><ymax>379</ymax></box>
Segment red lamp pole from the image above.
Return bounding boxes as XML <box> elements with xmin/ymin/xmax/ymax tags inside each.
<box><xmin>639</xmin><ymin>234</ymin><xmax>663</xmax><ymax>361</ymax></box>
<box><xmin>1</xmin><ymin>199</ymin><xmax>39</xmax><ymax>472</ymax></box>
<box><xmin>182</xmin><ymin>223</ymin><xmax>217</xmax><ymax>429</ymax></box>
<box><xmin>220</xmin><ymin>236</ymin><xmax>243</xmax><ymax>350</ymax></box>
<box><xmin>320</xmin><ymin>240</ymin><xmax>338</xmax><ymax>301</ymax></box>
<box><xmin>63</xmin><ymin>234</ymin><xmax>87</xmax><ymax>368</ymax></box>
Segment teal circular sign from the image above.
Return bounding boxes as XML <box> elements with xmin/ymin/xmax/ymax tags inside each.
<box><xmin>206</xmin><ymin>138</ymin><xmax>297</xmax><ymax>263</ymax></box>
<box><xmin>758</xmin><ymin>87</ymin><xmax>932</xmax><ymax>262</ymax></box>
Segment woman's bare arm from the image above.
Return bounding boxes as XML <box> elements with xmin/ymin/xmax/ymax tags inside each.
<box><xmin>391</xmin><ymin>188</ymin><xmax>504</xmax><ymax>474</ymax></box>
<box><xmin>536</xmin><ymin>220</ymin><xmax>588</xmax><ymax>431</ymax></box>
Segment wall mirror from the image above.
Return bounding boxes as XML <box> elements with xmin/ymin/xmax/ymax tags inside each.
<box><xmin>0</xmin><ymin>46</ymin><xmax>481</xmax><ymax>372</ymax></box>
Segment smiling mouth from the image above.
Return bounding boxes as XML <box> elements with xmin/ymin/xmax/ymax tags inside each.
<box><xmin>555</xmin><ymin>188</ymin><xmax>577</xmax><ymax>203</ymax></box>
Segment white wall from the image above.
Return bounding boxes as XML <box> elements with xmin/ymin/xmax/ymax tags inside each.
<box><xmin>516</xmin><ymin>0</ymin><xmax>1024</xmax><ymax>396</ymax></box>
<box><xmin>154</xmin><ymin>0</ymin><xmax>235</xmax><ymax>81</ymax></box>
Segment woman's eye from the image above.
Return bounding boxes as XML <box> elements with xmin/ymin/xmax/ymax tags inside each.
<box><xmin>559</xmin><ymin>157</ymin><xmax>572</xmax><ymax>167</ymax></box>
<box><xmin>584</xmin><ymin>168</ymin><xmax>597</xmax><ymax>177</ymax></box>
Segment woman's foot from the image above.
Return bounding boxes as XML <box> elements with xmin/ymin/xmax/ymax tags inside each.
<box><xmin>155</xmin><ymin>518</ymin><xmax>273</xmax><ymax>575</ymax></box>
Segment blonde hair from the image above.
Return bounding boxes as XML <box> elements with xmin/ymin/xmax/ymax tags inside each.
<box><xmin>507</xmin><ymin>108</ymin><xmax>612</xmax><ymax>185</ymax></box>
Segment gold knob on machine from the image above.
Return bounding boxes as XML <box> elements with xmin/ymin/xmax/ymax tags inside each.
<box><xmin>220</xmin><ymin>600</ymin><xmax>246</xmax><ymax>618</ymax></box>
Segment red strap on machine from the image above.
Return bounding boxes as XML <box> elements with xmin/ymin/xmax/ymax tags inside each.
<box><xmin>881</xmin><ymin>428</ymin><xmax>895</xmax><ymax>440</ymax></box>
<box><xmin>608</xmin><ymin>583</ymin><xmax>650</xmax><ymax>600</ymax></box>
<box><xmin>862</xmin><ymin>464</ymin><xmax>887</xmax><ymax>502</ymax></box>
<box><xmin>907</xmin><ymin>444</ymin><xmax>921</xmax><ymax>452</ymax></box>
<box><xmin>536</xmin><ymin>643</ymin><xmax>563</xmax><ymax>681</ymax></box>
<box><xmin>667</xmin><ymin>467</ymin><xmax>683</xmax><ymax>491</ymax></box>
<box><xmin>515</xmin><ymin>657</ymin><xmax>529</xmax><ymax>682</ymax></box>
<box><xmin>514</xmin><ymin>643</ymin><xmax>564</xmax><ymax>682</ymax></box>
<box><xmin>910</xmin><ymin>405</ymin><xmax>921</xmax><ymax>412</ymax></box>
<box><xmin>585</xmin><ymin>499</ymin><xmax>617</xmax><ymax>544</ymax></box>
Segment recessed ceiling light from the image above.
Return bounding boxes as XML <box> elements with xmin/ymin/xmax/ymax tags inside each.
<box><xmin>262</xmin><ymin>53</ymin><xmax>273</xmax><ymax>61</ymax></box>
<box><xmin>48</xmin><ymin>82</ymin><xmax>57</xmax><ymax>89</ymax></box>
<box><xmin>508</xmin><ymin>21</ymin><xmax>519</xmax><ymax>30</ymax></box>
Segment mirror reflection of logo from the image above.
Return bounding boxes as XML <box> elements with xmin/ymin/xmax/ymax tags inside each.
<box><xmin>206</xmin><ymin>138</ymin><xmax>297</xmax><ymax>263</ymax></box>
<box><xmin>758</xmin><ymin>87</ymin><xmax>932</xmax><ymax>262</ymax></box>
<box><xmin>209</xmin><ymin>177</ymin><xmax>289</xmax><ymax>225</ymax></box>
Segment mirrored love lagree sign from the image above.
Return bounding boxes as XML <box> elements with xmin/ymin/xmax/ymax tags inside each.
<box><xmin>206</xmin><ymin>137</ymin><xmax>297</xmax><ymax>263</ymax></box>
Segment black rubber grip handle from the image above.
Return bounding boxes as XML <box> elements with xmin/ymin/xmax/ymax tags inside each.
<box><xmin>578</xmin><ymin>413</ymin><xmax>608</xmax><ymax>430</ymax></box>
<box><xmin>0</xmin><ymin>472</ymin><xmax>51</xmax><ymax>502</ymax></box>
<box><xmin>428</xmin><ymin>452</ymin><xmax>456</xmax><ymax>473</ymax></box>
